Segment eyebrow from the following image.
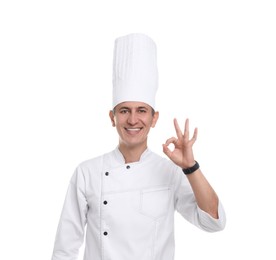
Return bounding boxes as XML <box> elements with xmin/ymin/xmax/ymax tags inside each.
<box><xmin>119</xmin><ymin>106</ymin><xmax>148</xmax><ymax>110</ymax></box>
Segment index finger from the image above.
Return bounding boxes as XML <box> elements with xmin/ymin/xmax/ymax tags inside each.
<box><xmin>173</xmin><ymin>118</ymin><xmax>183</xmax><ymax>140</ymax></box>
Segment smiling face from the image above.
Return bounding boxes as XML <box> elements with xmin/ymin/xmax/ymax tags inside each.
<box><xmin>109</xmin><ymin>101</ymin><xmax>159</xmax><ymax>151</ymax></box>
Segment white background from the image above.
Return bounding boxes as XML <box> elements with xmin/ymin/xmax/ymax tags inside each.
<box><xmin>1</xmin><ymin>0</ymin><xmax>276</xmax><ymax>259</ymax></box>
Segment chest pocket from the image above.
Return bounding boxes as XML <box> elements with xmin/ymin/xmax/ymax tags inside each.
<box><xmin>139</xmin><ymin>186</ymin><xmax>171</xmax><ymax>220</ymax></box>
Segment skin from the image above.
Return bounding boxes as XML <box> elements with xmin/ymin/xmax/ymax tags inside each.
<box><xmin>109</xmin><ymin>101</ymin><xmax>159</xmax><ymax>163</ymax></box>
<box><xmin>109</xmin><ymin>101</ymin><xmax>219</xmax><ymax>219</ymax></box>
<box><xmin>163</xmin><ymin>119</ymin><xmax>219</xmax><ymax>219</ymax></box>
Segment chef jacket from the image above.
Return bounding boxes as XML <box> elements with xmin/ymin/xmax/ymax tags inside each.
<box><xmin>52</xmin><ymin>147</ymin><xmax>226</xmax><ymax>260</ymax></box>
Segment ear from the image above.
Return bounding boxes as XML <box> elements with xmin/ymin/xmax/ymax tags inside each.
<box><xmin>151</xmin><ymin>111</ymin><xmax>159</xmax><ymax>128</ymax></box>
<box><xmin>109</xmin><ymin>110</ymin><xmax>116</xmax><ymax>127</ymax></box>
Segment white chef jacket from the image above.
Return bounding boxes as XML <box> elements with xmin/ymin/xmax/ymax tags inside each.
<box><xmin>52</xmin><ymin>147</ymin><xmax>226</xmax><ymax>260</ymax></box>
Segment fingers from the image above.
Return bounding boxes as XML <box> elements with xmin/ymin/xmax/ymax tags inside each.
<box><xmin>174</xmin><ymin>118</ymin><xmax>198</xmax><ymax>144</ymax></box>
<box><xmin>173</xmin><ymin>118</ymin><xmax>183</xmax><ymax>140</ymax></box>
<box><xmin>183</xmin><ymin>118</ymin><xmax>190</xmax><ymax>140</ymax></box>
<box><xmin>163</xmin><ymin>137</ymin><xmax>177</xmax><ymax>158</ymax></box>
<box><xmin>184</xmin><ymin>118</ymin><xmax>189</xmax><ymax>133</ymax></box>
<box><xmin>164</xmin><ymin>137</ymin><xmax>177</xmax><ymax>146</ymax></box>
<box><xmin>191</xmin><ymin>127</ymin><xmax>198</xmax><ymax>144</ymax></box>
<box><xmin>162</xmin><ymin>144</ymin><xmax>172</xmax><ymax>157</ymax></box>
<box><xmin>174</xmin><ymin>118</ymin><xmax>190</xmax><ymax>140</ymax></box>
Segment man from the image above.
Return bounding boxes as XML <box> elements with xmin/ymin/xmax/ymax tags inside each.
<box><xmin>52</xmin><ymin>33</ymin><xmax>226</xmax><ymax>260</ymax></box>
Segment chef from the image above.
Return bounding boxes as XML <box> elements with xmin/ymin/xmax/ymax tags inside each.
<box><xmin>51</xmin><ymin>33</ymin><xmax>226</xmax><ymax>260</ymax></box>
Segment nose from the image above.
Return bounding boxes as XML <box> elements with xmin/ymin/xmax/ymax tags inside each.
<box><xmin>127</xmin><ymin>112</ymin><xmax>138</xmax><ymax>125</ymax></box>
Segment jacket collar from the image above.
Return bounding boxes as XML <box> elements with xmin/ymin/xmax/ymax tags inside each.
<box><xmin>114</xmin><ymin>146</ymin><xmax>151</xmax><ymax>164</ymax></box>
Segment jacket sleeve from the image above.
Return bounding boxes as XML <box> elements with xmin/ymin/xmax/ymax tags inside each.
<box><xmin>174</xmin><ymin>167</ymin><xmax>226</xmax><ymax>232</ymax></box>
<box><xmin>52</xmin><ymin>166</ymin><xmax>88</xmax><ymax>260</ymax></box>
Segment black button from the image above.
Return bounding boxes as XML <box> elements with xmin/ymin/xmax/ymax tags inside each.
<box><xmin>126</xmin><ymin>165</ymin><xmax>130</xmax><ymax>169</ymax></box>
<box><xmin>103</xmin><ymin>201</ymin><xmax>108</xmax><ymax>205</ymax></box>
<box><xmin>105</xmin><ymin>172</ymin><xmax>109</xmax><ymax>176</ymax></box>
<box><xmin>103</xmin><ymin>231</ymin><xmax>108</xmax><ymax>236</ymax></box>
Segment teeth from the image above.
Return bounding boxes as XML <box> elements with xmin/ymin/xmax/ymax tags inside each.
<box><xmin>127</xmin><ymin>128</ymin><xmax>141</xmax><ymax>131</ymax></box>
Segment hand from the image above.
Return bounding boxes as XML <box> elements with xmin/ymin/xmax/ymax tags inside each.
<box><xmin>163</xmin><ymin>118</ymin><xmax>198</xmax><ymax>169</ymax></box>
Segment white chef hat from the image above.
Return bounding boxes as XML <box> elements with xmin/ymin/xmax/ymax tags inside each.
<box><xmin>112</xmin><ymin>33</ymin><xmax>158</xmax><ymax>109</ymax></box>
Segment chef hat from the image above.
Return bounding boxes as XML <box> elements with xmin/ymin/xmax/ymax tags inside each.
<box><xmin>112</xmin><ymin>33</ymin><xmax>158</xmax><ymax>109</ymax></box>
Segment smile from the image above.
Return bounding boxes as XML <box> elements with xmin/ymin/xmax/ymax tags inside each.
<box><xmin>125</xmin><ymin>127</ymin><xmax>142</xmax><ymax>133</ymax></box>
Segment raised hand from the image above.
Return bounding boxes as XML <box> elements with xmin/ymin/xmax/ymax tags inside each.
<box><xmin>162</xmin><ymin>118</ymin><xmax>198</xmax><ymax>169</ymax></box>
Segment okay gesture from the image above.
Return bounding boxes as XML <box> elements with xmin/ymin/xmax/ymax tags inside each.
<box><xmin>163</xmin><ymin>118</ymin><xmax>198</xmax><ymax>169</ymax></box>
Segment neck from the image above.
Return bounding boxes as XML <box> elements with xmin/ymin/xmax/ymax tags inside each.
<box><xmin>118</xmin><ymin>143</ymin><xmax>147</xmax><ymax>163</ymax></box>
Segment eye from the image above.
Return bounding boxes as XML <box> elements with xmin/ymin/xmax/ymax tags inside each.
<box><xmin>138</xmin><ymin>108</ymin><xmax>147</xmax><ymax>113</ymax></box>
<box><xmin>120</xmin><ymin>109</ymin><xmax>129</xmax><ymax>114</ymax></box>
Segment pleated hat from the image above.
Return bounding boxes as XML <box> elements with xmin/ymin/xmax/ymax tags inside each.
<box><xmin>112</xmin><ymin>33</ymin><xmax>158</xmax><ymax>109</ymax></box>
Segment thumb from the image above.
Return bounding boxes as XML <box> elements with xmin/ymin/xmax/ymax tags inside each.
<box><xmin>162</xmin><ymin>144</ymin><xmax>172</xmax><ymax>158</ymax></box>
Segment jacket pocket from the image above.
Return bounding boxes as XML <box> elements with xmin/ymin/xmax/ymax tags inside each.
<box><xmin>139</xmin><ymin>186</ymin><xmax>171</xmax><ymax>220</ymax></box>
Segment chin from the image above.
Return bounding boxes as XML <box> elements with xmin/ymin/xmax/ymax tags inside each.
<box><xmin>123</xmin><ymin>139</ymin><xmax>146</xmax><ymax>148</ymax></box>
